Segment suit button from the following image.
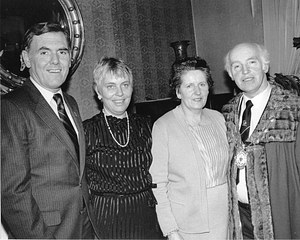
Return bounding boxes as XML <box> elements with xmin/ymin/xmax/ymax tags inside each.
<box><xmin>79</xmin><ymin>183</ymin><xmax>82</xmax><ymax>187</ymax></box>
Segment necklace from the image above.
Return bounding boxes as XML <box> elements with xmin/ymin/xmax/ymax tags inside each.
<box><xmin>103</xmin><ymin>109</ymin><xmax>130</xmax><ymax>148</ymax></box>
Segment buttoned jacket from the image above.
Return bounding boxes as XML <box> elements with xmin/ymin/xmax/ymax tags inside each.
<box><xmin>1</xmin><ymin>79</ymin><xmax>99</xmax><ymax>239</ymax></box>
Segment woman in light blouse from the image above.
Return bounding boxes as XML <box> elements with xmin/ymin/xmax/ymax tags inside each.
<box><xmin>150</xmin><ymin>57</ymin><xmax>229</xmax><ymax>240</ymax></box>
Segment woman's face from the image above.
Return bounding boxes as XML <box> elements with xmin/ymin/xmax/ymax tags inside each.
<box><xmin>176</xmin><ymin>70</ymin><xmax>209</xmax><ymax>113</ymax></box>
<box><xmin>96</xmin><ymin>73</ymin><xmax>133</xmax><ymax>117</ymax></box>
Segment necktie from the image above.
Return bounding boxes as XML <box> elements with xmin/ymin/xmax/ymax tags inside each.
<box><xmin>53</xmin><ymin>93</ymin><xmax>79</xmax><ymax>158</ymax></box>
<box><xmin>236</xmin><ymin>100</ymin><xmax>253</xmax><ymax>185</ymax></box>
<box><xmin>240</xmin><ymin>100</ymin><xmax>253</xmax><ymax>143</ymax></box>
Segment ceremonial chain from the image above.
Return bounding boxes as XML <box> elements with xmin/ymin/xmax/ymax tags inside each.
<box><xmin>235</xmin><ymin>116</ymin><xmax>275</xmax><ymax>169</ymax></box>
<box><xmin>240</xmin><ymin>125</ymin><xmax>250</xmax><ymax>136</ymax></box>
<box><xmin>235</xmin><ymin>142</ymin><xmax>255</xmax><ymax>169</ymax></box>
<box><xmin>103</xmin><ymin>110</ymin><xmax>130</xmax><ymax>148</ymax></box>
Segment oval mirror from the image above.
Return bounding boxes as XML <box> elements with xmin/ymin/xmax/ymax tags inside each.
<box><xmin>0</xmin><ymin>0</ymin><xmax>84</xmax><ymax>94</ymax></box>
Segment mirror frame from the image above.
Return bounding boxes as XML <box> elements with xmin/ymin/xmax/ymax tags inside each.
<box><xmin>0</xmin><ymin>0</ymin><xmax>85</xmax><ymax>94</ymax></box>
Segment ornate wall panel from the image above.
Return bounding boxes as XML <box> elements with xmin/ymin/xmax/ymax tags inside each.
<box><xmin>71</xmin><ymin>0</ymin><xmax>196</xmax><ymax>120</ymax></box>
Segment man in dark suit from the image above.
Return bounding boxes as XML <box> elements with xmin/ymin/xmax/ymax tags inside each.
<box><xmin>1</xmin><ymin>22</ymin><xmax>100</xmax><ymax>239</ymax></box>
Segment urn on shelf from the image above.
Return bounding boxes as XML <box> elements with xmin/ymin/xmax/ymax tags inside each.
<box><xmin>170</xmin><ymin>40</ymin><xmax>190</xmax><ymax>63</ymax></box>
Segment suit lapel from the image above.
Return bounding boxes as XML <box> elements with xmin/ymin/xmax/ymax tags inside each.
<box><xmin>25</xmin><ymin>80</ymin><xmax>80</xmax><ymax>171</ymax></box>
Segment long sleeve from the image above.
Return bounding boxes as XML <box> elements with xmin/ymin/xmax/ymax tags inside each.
<box><xmin>150</xmin><ymin>120</ymin><xmax>178</xmax><ymax>236</ymax></box>
<box><xmin>1</xmin><ymin>99</ymin><xmax>54</xmax><ymax>239</ymax></box>
<box><xmin>150</xmin><ymin>107</ymin><xmax>210</xmax><ymax>235</ymax></box>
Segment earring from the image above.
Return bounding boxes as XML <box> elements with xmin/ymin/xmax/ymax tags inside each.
<box><xmin>97</xmin><ymin>93</ymin><xmax>102</xmax><ymax>101</ymax></box>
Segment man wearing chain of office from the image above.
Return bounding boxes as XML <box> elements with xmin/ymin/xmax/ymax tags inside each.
<box><xmin>222</xmin><ymin>42</ymin><xmax>300</xmax><ymax>239</ymax></box>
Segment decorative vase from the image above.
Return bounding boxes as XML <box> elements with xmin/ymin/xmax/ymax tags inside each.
<box><xmin>170</xmin><ymin>40</ymin><xmax>190</xmax><ymax>62</ymax></box>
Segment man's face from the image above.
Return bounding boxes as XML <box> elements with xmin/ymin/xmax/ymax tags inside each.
<box><xmin>228</xmin><ymin>44</ymin><xmax>269</xmax><ymax>98</ymax></box>
<box><xmin>22</xmin><ymin>32</ymin><xmax>71</xmax><ymax>92</ymax></box>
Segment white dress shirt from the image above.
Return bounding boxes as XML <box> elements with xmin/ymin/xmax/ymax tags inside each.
<box><xmin>30</xmin><ymin>78</ymin><xmax>78</xmax><ymax>136</ymax></box>
<box><xmin>237</xmin><ymin>83</ymin><xmax>272</xmax><ymax>203</ymax></box>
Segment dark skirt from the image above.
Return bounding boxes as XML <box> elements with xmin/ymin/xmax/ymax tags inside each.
<box><xmin>91</xmin><ymin>190</ymin><xmax>165</xmax><ymax>239</ymax></box>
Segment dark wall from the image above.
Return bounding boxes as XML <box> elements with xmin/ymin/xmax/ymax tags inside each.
<box><xmin>192</xmin><ymin>0</ymin><xmax>264</xmax><ymax>94</ymax></box>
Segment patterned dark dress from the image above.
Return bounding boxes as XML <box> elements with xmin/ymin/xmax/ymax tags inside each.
<box><xmin>83</xmin><ymin>111</ymin><xmax>164</xmax><ymax>239</ymax></box>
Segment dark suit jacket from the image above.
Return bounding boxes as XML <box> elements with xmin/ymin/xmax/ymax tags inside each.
<box><xmin>1</xmin><ymin>79</ymin><xmax>100</xmax><ymax>239</ymax></box>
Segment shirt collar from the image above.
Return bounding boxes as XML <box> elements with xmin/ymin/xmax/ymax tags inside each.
<box><xmin>30</xmin><ymin>77</ymin><xmax>63</xmax><ymax>104</ymax></box>
<box><xmin>242</xmin><ymin>82</ymin><xmax>272</xmax><ymax>107</ymax></box>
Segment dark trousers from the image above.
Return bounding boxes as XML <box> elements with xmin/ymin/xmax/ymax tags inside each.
<box><xmin>238</xmin><ymin>201</ymin><xmax>254</xmax><ymax>239</ymax></box>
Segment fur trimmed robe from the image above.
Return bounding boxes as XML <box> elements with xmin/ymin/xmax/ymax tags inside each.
<box><xmin>222</xmin><ymin>81</ymin><xmax>300</xmax><ymax>239</ymax></box>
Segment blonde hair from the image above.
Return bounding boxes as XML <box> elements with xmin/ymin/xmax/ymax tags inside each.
<box><xmin>93</xmin><ymin>57</ymin><xmax>133</xmax><ymax>93</ymax></box>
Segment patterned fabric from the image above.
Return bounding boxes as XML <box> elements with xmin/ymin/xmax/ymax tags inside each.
<box><xmin>83</xmin><ymin>112</ymin><xmax>164</xmax><ymax>239</ymax></box>
<box><xmin>69</xmin><ymin>0</ymin><xmax>196</xmax><ymax>120</ymax></box>
<box><xmin>223</xmin><ymin>83</ymin><xmax>299</xmax><ymax>146</ymax></box>
<box><xmin>53</xmin><ymin>93</ymin><xmax>79</xmax><ymax>159</ymax></box>
<box><xmin>222</xmin><ymin>81</ymin><xmax>300</xmax><ymax>239</ymax></box>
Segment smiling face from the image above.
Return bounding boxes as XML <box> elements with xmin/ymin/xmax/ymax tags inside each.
<box><xmin>22</xmin><ymin>32</ymin><xmax>71</xmax><ymax>92</ymax></box>
<box><xmin>228</xmin><ymin>43</ymin><xmax>269</xmax><ymax>98</ymax></box>
<box><xmin>176</xmin><ymin>70</ymin><xmax>209</xmax><ymax>114</ymax></box>
<box><xmin>96</xmin><ymin>73</ymin><xmax>133</xmax><ymax>117</ymax></box>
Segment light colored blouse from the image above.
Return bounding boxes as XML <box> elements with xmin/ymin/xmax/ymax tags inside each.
<box><xmin>188</xmin><ymin>114</ymin><xmax>229</xmax><ymax>188</ymax></box>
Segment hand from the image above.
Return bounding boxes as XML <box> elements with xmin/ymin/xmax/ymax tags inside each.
<box><xmin>168</xmin><ymin>231</ymin><xmax>184</xmax><ymax>240</ymax></box>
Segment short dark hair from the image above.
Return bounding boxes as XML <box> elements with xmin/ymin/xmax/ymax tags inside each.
<box><xmin>170</xmin><ymin>56</ymin><xmax>214</xmax><ymax>94</ymax></box>
<box><xmin>22</xmin><ymin>22</ymin><xmax>71</xmax><ymax>51</ymax></box>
